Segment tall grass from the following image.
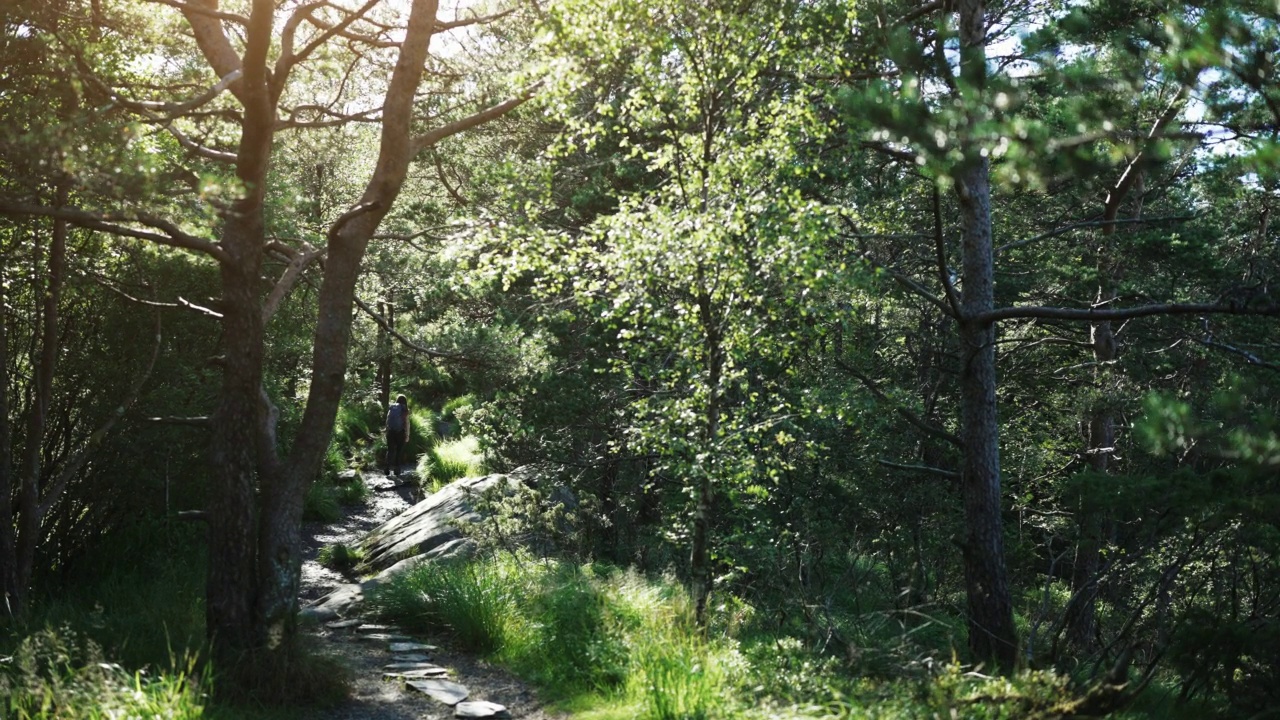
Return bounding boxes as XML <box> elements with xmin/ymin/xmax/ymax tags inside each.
<box><xmin>0</xmin><ymin>629</ymin><xmax>205</xmax><ymax>720</ymax></box>
<box><xmin>418</xmin><ymin>436</ymin><xmax>485</xmax><ymax>488</ymax></box>
<box><xmin>369</xmin><ymin>557</ymin><xmax>519</xmax><ymax>654</ymax></box>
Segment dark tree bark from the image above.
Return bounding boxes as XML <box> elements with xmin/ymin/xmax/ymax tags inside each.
<box><xmin>953</xmin><ymin>0</ymin><xmax>1019</xmax><ymax>669</ymax></box>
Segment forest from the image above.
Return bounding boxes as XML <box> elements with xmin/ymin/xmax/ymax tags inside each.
<box><xmin>1</xmin><ymin>0</ymin><xmax>1279</xmax><ymax>717</ymax></box>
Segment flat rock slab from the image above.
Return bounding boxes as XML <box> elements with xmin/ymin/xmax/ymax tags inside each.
<box><xmin>455</xmin><ymin>701</ymin><xmax>511</xmax><ymax>719</ymax></box>
<box><xmin>356</xmin><ymin>624</ymin><xmax>399</xmax><ymax>633</ymax></box>
<box><xmin>406</xmin><ymin>678</ymin><xmax>469</xmax><ymax>706</ymax></box>
<box><xmin>389</xmin><ymin>642</ymin><xmax>437</xmax><ymax>653</ymax></box>
<box><xmin>389</xmin><ymin>653</ymin><xmax>432</xmax><ymax>662</ymax></box>
<box><xmin>384</xmin><ymin>662</ymin><xmax>448</xmax><ymax>671</ymax></box>
<box><xmin>359</xmin><ymin>633</ymin><xmax>412</xmax><ymax>642</ymax></box>
<box><xmin>383</xmin><ymin>668</ymin><xmax>451</xmax><ymax>680</ymax></box>
<box><xmin>325</xmin><ymin>619</ymin><xmax>362</xmax><ymax>629</ymax></box>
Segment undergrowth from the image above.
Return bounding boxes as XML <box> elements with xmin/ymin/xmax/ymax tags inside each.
<box><xmin>367</xmin><ymin>552</ymin><xmax>1194</xmax><ymax>719</ymax></box>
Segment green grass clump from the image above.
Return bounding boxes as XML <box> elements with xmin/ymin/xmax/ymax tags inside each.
<box><xmin>302</xmin><ymin>481</ymin><xmax>341</xmax><ymax>523</ymax></box>
<box><xmin>0</xmin><ymin>628</ymin><xmax>205</xmax><ymax>720</ymax></box>
<box><xmin>425</xmin><ymin>436</ymin><xmax>485</xmax><ymax>486</ymax></box>
<box><xmin>369</xmin><ymin>557</ymin><xmax>520</xmax><ymax>654</ymax></box>
<box><xmin>316</xmin><ymin>543</ymin><xmax>364</xmax><ymax>577</ymax></box>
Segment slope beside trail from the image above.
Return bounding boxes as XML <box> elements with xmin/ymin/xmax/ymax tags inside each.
<box><xmin>299</xmin><ymin>470</ymin><xmax>563</xmax><ymax>720</ymax></box>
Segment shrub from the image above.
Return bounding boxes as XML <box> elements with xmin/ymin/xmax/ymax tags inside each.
<box><xmin>507</xmin><ymin>563</ymin><xmax>631</xmax><ymax>695</ymax></box>
<box><xmin>0</xmin><ymin>628</ymin><xmax>205</xmax><ymax>720</ymax></box>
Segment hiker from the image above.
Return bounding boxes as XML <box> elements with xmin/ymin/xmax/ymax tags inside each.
<box><xmin>385</xmin><ymin>394</ymin><xmax>410</xmax><ymax>476</ymax></box>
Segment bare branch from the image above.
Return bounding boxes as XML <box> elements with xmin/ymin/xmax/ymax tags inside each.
<box><xmin>934</xmin><ymin>186</ymin><xmax>961</xmax><ymax>315</ymax></box>
<box><xmin>877</xmin><ymin>458</ymin><xmax>960</xmax><ymax>479</ymax></box>
<box><xmin>353</xmin><ymin>295</ymin><xmax>463</xmax><ymax>360</ymax></box>
<box><xmin>411</xmin><ymin>85</ymin><xmax>541</xmax><ymax>154</ymax></box>
<box><xmin>435</xmin><ymin>7</ymin><xmax>516</xmax><ymax>31</ymax></box>
<box><xmin>980</xmin><ymin>301</ymin><xmax>1280</xmax><ymax>325</ymax></box>
<box><xmin>263</xmin><ymin>241</ymin><xmax>326</xmax><ymax>323</ymax></box>
<box><xmin>1196</xmin><ymin>320</ymin><xmax>1280</xmax><ymax>372</ymax></box>
<box><xmin>142</xmin><ymin>0</ymin><xmax>248</xmax><ymax>24</ymax></box>
<box><xmin>179</xmin><ymin>296</ymin><xmax>224</xmax><ymax>318</ymax></box>
<box><xmin>145</xmin><ymin>416</ymin><xmax>213</xmax><ymax>426</ymax></box>
<box><xmin>0</xmin><ymin>201</ymin><xmax>224</xmax><ymax>260</ymax></box>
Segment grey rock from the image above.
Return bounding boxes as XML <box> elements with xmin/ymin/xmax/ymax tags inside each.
<box><xmin>389</xmin><ymin>653</ymin><xmax>432</xmax><ymax>662</ymax></box>
<box><xmin>405</xmin><ymin>678</ymin><xmax>469</xmax><ymax>705</ymax></box>
<box><xmin>383</xmin><ymin>667</ymin><xmax>451</xmax><ymax>680</ymax></box>
<box><xmin>325</xmin><ymin>619</ymin><xmax>362</xmax><ymax>630</ymax></box>
<box><xmin>454</xmin><ymin>701</ymin><xmax>510</xmax><ymax>719</ymax></box>
<box><xmin>384</xmin><ymin>662</ymin><xmax>448</xmax><ymax>672</ymax></box>
<box><xmin>358</xmin><ymin>633</ymin><xmax>412</xmax><ymax>642</ymax></box>
<box><xmin>360</xmin><ymin>473</ymin><xmax>527</xmax><ymax>572</ymax></box>
<box><xmin>337</xmin><ymin>469</ymin><xmax>363</xmax><ymax>483</ymax></box>
<box><xmin>389</xmin><ymin>642</ymin><xmax>437</xmax><ymax>653</ymax></box>
<box><xmin>356</xmin><ymin>624</ymin><xmax>398</xmax><ymax>633</ymax></box>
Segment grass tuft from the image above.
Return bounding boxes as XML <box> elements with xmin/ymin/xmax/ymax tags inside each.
<box><xmin>316</xmin><ymin>543</ymin><xmax>364</xmax><ymax>577</ymax></box>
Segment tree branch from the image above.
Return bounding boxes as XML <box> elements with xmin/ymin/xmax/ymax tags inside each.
<box><xmin>980</xmin><ymin>300</ymin><xmax>1280</xmax><ymax>325</ymax></box>
<box><xmin>834</xmin><ymin>358</ymin><xmax>963</xmax><ymax>448</ymax></box>
<box><xmin>877</xmin><ymin>458</ymin><xmax>959</xmax><ymax>479</ymax></box>
<box><xmin>0</xmin><ymin>201</ymin><xmax>225</xmax><ymax>261</ymax></box>
<box><xmin>411</xmin><ymin>85</ymin><xmax>541</xmax><ymax>154</ymax></box>
<box><xmin>353</xmin><ymin>294</ymin><xmax>464</xmax><ymax>360</ymax></box>
<box><xmin>263</xmin><ymin>241</ymin><xmax>326</xmax><ymax>323</ymax></box>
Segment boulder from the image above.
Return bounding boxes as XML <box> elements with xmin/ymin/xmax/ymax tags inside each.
<box><xmin>304</xmin><ymin>468</ymin><xmax>554</xmax><ymax>620</ymax></box>
<box><xmin>359</xmin><ymin>472</ymin><xmax>526</xmax><ymax>572</ymax></box>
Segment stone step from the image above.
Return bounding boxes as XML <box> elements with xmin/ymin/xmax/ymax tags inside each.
<box><xmin>389</xmin><ymin>641</ymin><xmax>437</xmax><ymax>653</ymax></box>
<box><xmin>356</xmin><ymin>623</ymin><xmax>400</xmax><ymax>633</ymax></box>
<box><xmin>359</xmin><ymin>632</ymin><xmax>413</xmax><ymax>642</ymax></box>
<box><xmin>384</xmin><ymin>661</ymin><xmax>448</xmax><ymax>672</ymax></box>
<box><xmin>455</xmin><ymin>700</ymin><xmax>510</xmax><ymax>719</ymax></box>
<box><xmin>405</xmin><ymin>678</ymin><xmax>469</xmax><ymax>706</ymax></box>
<box><xmin>389</xmin><ymin>652</ymin><xmax>432</xmax><ymax>662</ymax></box>
<box><xmin>383</xmin><ymin>667</ymin><xmax>452</xmax><ymax>680</ymax></box>
<box><xmin>324</xmin><ymin>619</ymin><xmax>362</xmax><ymax>630</ymax></box>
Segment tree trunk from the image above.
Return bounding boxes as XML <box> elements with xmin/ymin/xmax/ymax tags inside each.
<box><xmin>0</xmin><ymin>224</ymin><xmax>14</xmax><ymax>618</ymax></box>
<box><xmin>691</xmin><ymin>289</ymin><xmax>722</xmax><ymax>628</ymax></box>
<box><xmin>376</xmin><ymin>300</ymin><xmax>392</xmax><ymax>411</ymax></box>
<box><xmin>955</xmin><ymin>0</ymin><xmax>1019</xmax><ymax>670</ymax></box>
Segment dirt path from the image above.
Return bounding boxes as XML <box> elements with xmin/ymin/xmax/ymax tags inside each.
<box><xmin>299</xmin><ymin>471</ymin><xmax>562</xmax><ymax>720</ymax></box>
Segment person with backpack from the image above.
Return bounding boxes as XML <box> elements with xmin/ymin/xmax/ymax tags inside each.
<box><xmin>385</xmin><ymin>394</ymin><xmax>410</xmax><ymax>476</ymax></box>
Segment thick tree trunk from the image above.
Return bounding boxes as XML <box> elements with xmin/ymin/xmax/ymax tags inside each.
<box><xmin>954</xmin><ymin>0</ymin><xmax>1019</xmax><ymax>670</ymax></box>
<box><xmin>204</xmin><ymin>0</ymin><xmax>276</xmax><ymax>667</ymax></box>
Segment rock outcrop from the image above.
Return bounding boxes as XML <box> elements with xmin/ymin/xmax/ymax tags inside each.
<box><xmin>303</xmin><ymin>471</ymin><xmax>528</xmax><ymax>620</ymax></box>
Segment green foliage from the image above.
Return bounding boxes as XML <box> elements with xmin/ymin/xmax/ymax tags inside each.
<box><xmin>15</xmin><ymin>522</ymin><xmax>207</xmax><ymax>671</ymax></box>
<box><xmin>0</xmin><ymin>628</ymin><xmax>204</xmax><ymax>720</ymax></box>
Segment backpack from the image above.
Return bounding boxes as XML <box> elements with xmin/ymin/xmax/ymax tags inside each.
<box><xmin>386</xmin><ymin>404</ymin><xmax>406</xmax><ymax>433</ymax></box>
